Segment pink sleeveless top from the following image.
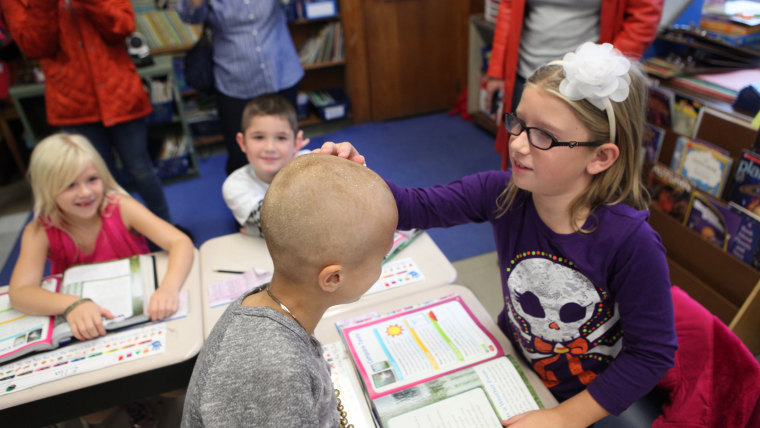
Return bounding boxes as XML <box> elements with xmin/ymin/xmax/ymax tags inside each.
<box><xmin>44</xmin><ymin>194</ymin><xmax>150</xmax><ymax>274</ymax></box>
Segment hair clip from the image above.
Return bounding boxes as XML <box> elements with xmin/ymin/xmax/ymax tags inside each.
<box><xmin>554</xmin><ymin>42</ymin><xmax>631</xmax><ymax>143</ymax></box>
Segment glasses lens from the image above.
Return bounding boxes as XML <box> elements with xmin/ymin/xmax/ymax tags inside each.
<box><xmin>504</xmin><ymin>114</ymin><xmax>523</xmax><ymax>136</ymax></box>
<box><xmin>527</xmin><ymin>128</ymin><xmax>554</xmax><ymax>149</ymax></box>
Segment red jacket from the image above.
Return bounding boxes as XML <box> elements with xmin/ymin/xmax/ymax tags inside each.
<box><xmin>2</xmin><ymin>0</ymin><xmax>152</xmax><ymax>127</ymax></box>
<box><xmin>487</xmin><ymin>0</ymin><xmax>663</xmax><ymax>169</ymax></box>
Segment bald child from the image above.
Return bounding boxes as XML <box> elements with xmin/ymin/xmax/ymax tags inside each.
<box><xmin>181</xmin><ymin>154</ymin><xmax>398</xmax><ymax>428</ymax></box>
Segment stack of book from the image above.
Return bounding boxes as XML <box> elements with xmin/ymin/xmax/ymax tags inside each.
<box><xmin>297</xmin><ymin>22</ymin><xmax>344</xmax><ymax>66</ymax></box>
<box><xmin>284</xmin><ymin>0</ymin><xmax>338</xmax><ymax>21</ymax></box>
<box><xmin>700</xmin><ymin>1</ymin><xmax>760</xmax><ymax>47</ymax></box>
<box><xmin>135</xmin><ymin>9</ymin><xmax>200</xmax><ymax>52</ymax></box>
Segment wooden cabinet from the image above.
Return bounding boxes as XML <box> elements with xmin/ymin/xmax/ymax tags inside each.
<box><xmin>341</xmin><ymin>0</ymin><xmax>471</xmax><ymax>122</ymax></box>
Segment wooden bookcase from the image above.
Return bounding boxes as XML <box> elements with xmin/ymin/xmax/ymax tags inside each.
<box><xmin>467</xmin><ymin>14</ymin><xmax>498</xmax><ymax>135</ymax></box>
<box><xmin>649</xmin><ymin>86</ymin><xmax>760</xmax><ymax>355</ymax></box>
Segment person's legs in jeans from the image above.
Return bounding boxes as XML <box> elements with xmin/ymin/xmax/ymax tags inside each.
<box><xmin>108</xmin><ymin>118</ymin><xmax>171</xmax><ymax>222</ymax></box>
<box><xmin>63</xmin><ymin>123</ymin><xmax>117</xmax><ymax>178</ymax></box>
<box><xmin>277</xmin><ymin>84</ymin><xmax>299</xmax><ymax>110</ymax></box>
<box><xmin>216</xmin><ymin>90</ymin><xmax>251</xmax><ymax>175</ymax></box>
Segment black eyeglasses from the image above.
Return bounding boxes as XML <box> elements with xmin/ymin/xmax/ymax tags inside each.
<box><xmin>502</xmin><ymin>112</ymin><xmax>605</xmax><ymax>150</ymax></box>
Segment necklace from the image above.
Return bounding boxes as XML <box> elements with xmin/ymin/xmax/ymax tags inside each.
<box><xmin>265</xmin><ymin>284</ymin><xmax>353</xmax><ymax>428</ymax></box>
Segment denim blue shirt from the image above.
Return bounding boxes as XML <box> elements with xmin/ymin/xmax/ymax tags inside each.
<box><xmin>176</xmin><ymin>0</ymin><xmax>304</xmax><ymax>99</ymax></box>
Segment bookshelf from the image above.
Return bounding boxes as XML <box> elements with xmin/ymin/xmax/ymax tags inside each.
<box><xmin>288</xmin><ymin>15</ymin><xmax>349</xmax><ymax>125</ymax></box>
<box><xmin>646</xmin><ymin>82</ymin><xmax>760</xmax><ymax>354</ymax></box>
<box><xmin>467</xmin><ymin>14</ymin><xmax>498</xmax><ymax>135</ymax></box>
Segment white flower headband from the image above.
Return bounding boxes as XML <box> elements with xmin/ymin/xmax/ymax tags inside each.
<box><xmin>550</xmin><ymin>42</ymin><xmax>631</xmax><ymax>144</ymax></box>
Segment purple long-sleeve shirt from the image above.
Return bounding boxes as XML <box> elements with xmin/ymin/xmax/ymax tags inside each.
<box><xmin>388</xmin><ymin>170</ymin><xmax>677</xmax><ymax>416</ymax></box>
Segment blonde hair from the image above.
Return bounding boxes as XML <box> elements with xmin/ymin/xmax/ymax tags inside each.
<box><xmin>240</xmin><ymin>93</ymin><xmax>298</xmax><ymax>135</ymax></box>
<box><xmin>496</xmin><ymin>61</ymin><xmax>650</xmax><ymax>232</ymax></box>
<box><xmin>28</xmin><ymin>133</ymin><xmax>127</xmax><ymax>228</ymax></box>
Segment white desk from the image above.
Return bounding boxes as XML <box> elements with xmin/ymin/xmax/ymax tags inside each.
<box><xmin>314</xmin><ymin>284</ymin><xmax>559</xmax><ymax>425</ymax></box>
<box><xmin>198</xmin><ymin>231</ymin><xmax>457</xmax><ymax>338</ymax></box>
<box><xmin>0</xmin><ymin>250</ymin><xmax>204</xmax><ymax>426</ymax></box>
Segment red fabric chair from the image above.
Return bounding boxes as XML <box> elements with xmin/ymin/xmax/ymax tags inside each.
<box><xmin>653</xmin><ymin>286</ymin><xmax>760</xmax><ymax>428</ymax></box>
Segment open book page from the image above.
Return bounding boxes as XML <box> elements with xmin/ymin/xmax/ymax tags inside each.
<box><xmin>0</xmin><ymin>278</ymin><xmax>60</xmax><ymax>364</ymax></box>
<box><xmin>373</xmin><ymin>356</ymin><xmax>541</xmax><ymax>428</ymax></box>
<box><xmin>60</xmin><ymin>255</ymin><xmax>156</xmax><ymax>329</ymax></box>
<box><xmin>0</xmin><ymin>322</ymin><xmax>167</xmax><ymax>396</ymax></box>
<box><xmin>340</xmin><ymin>294</ymin><xmax>503</xmax><ymax>400</ymax></box>
<box><xmin>207</xmin><ymin>268</ymin><xmax>273</xmax><ymax>307</ymax></box>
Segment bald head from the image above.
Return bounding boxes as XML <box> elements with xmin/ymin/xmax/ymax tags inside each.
<box><xmin>261</xmin><ymin>154</ymin><xmax>397</xmax><ymax>276</ymax></box>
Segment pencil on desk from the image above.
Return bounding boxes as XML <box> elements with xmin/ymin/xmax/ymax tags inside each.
<box><xmin>214</xmin><ymin>269</ymin><xmax>245</xmax><ymax>274</ymax></box>
<box><xmin>383</xmin><ymin>229</ymin><xmax>423</xmax><ymax>265</ymax></box>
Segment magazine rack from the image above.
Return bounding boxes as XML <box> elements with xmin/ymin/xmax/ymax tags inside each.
<box><xmin>648</xmin><ymin>97</ymin><xmax>760</xmax><ymax>355</ymax></box>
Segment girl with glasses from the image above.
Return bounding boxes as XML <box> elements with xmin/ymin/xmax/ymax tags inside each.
<box><xmin>317</xmin><ymin>43</ymin><xmax>676</xmax><ymax>427</ymax></box>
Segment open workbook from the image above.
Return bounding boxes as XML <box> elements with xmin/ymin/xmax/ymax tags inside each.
<box><xmin>335</xmin><ymin>294</ymin><xmax>543</xmax><ymax>428</ymax></box>
<box><xmin>0</xmin><ymin>255</ymin><xmax>157</xmax><ymax>364</ymax></box>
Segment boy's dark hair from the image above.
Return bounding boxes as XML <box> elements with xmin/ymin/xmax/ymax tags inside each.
<box><xmin>240</xmin><ymin>93</ymin><xmax>298</xmax><ymax>134</ymax></box>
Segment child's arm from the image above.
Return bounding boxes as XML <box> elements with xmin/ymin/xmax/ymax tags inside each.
<box><xmin>9</xmin><ymin>221</ymin><xmax>114</xmax><ymax>340</ymax></box>
<box><xmin>502</xmin><ymin>390</ymin><xmax>609</xmax><ymax>427</ymax></box>
<box><xmin>119</xmin><ymin>196</ymin><xmax>194</xmax><ymax>321</ymax></box>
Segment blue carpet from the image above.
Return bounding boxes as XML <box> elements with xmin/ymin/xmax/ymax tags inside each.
<box><xmin>0</xmin><ymin>112</ymin><xmax>499</xmax><ymax>284</ymax></box>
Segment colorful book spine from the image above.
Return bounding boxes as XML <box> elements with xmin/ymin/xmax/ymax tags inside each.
<box><xmin>668</xmin><ymin>76</ymin><xmax>738</xmax><ymax>103</ymax></box>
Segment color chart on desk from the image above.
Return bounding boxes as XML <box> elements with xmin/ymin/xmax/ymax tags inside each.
<box><xmin>0</xmin><ymin>323</ymin><xmax>167</xmax><ymax>396</ymax></box>
<box><xmin>366</xmin><ymin>258</ymin><xmax>425</xmax><ymax>296</ymax></box>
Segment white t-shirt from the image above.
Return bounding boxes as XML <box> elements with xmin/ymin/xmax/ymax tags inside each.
<box><xmin>222</xmin><ymin>150</ymin><xmax>310</xmax><ymax>229</ymax></box>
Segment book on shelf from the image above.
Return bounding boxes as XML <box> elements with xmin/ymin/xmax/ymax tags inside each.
<box><xmin>727</xmin><ymin>202</ymin><xmax>760</xmax><ymax>270</ymax></box>
<box><xmin>683</xmin><ymin>193</ymin><xmax>760</xmax><ymax>270</ymax></box>
<box><xmin>727</xmin><ymin>149</ymin><xmax>760</xmax><ymax>214</ymax></box>
<box><xmin>701</xmin><ymin>30</ymin><xmax>760</xmax><ymax>47</ymax></box>
<box><xmin>642</xmin><ymin>122</ymin><xmax>666</xmax><ymax>164</ymax></box>
<box><xmin>0</xmin><ymin>255</ymin><xmax>158</xmax><ymax>364</ymax></box>
<box><xmin>297</xmin><ymin>21</ymin><xmax>344</xmax><ymax>65</ymax></box>
<box><xmin>668</xmin><ymin>75</ymin><xmax>738</xmax><ymax>103</ymax></box>
<box><xmin>135</xmin><ymin>9</ymin><xmax>200</xmax><ymax>52</ymax></box>
<box><xmin>671</xmin><ymin>94</ymin><xmax>703</xmax><ymax>138</ymax></box>
<box><xmin>684</xmin><ymin>192</ymin><xmax>733</xmax><ymax>249</ymax></box>
<box><xmin>701</xmin><ymin>1</ymin><xmax>760</xmax><ymax>34</ymax></box>
<box><xmin>646</xmin><ymin>162</ymin><xmax>695</xmax><ymax>223</ymax></box>
<box><xmin>670</xmin><ymin>136</ymin><xmax>733</xmax><ymax>198</ymax></box>
<box><xmin>646</xmin><ymin>85</ymin><xmax>674</xmax><ymax>129</ymax></box>
<box><xmin>336</xmin><ymin>294</ymin><xmax>542</xmax><ymax>427</ymax></box>
<box><xmin>284</xmin><ymin>0</ymin><xmax>338</xmax><ymax>21</ymax></box>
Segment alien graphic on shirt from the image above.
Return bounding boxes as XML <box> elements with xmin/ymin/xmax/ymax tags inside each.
<box><xmin>504</xmin><ymin>254</ymin><xmax>622</xmax><ymax>389</ymax></box>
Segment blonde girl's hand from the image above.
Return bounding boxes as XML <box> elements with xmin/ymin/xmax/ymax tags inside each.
<box><xmin>65</xmin><ymin>300</ymin><xmax>114</xmax><ymax>341</ymax></box>
<box><xmin>312</xmin><ymin>141</ymin><xmax>365</xmax><ymax>165</ymax></box>
<box><xmin>147</xmin><ymin>287</ymin><xmax>179</xmax><ymax>321</ymax></box>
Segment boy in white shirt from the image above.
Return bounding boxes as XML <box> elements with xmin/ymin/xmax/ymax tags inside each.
<box><xmin>222</xmin><ymin>93</ymin><xmax>310</xmax><ymax>236</ymax></box>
